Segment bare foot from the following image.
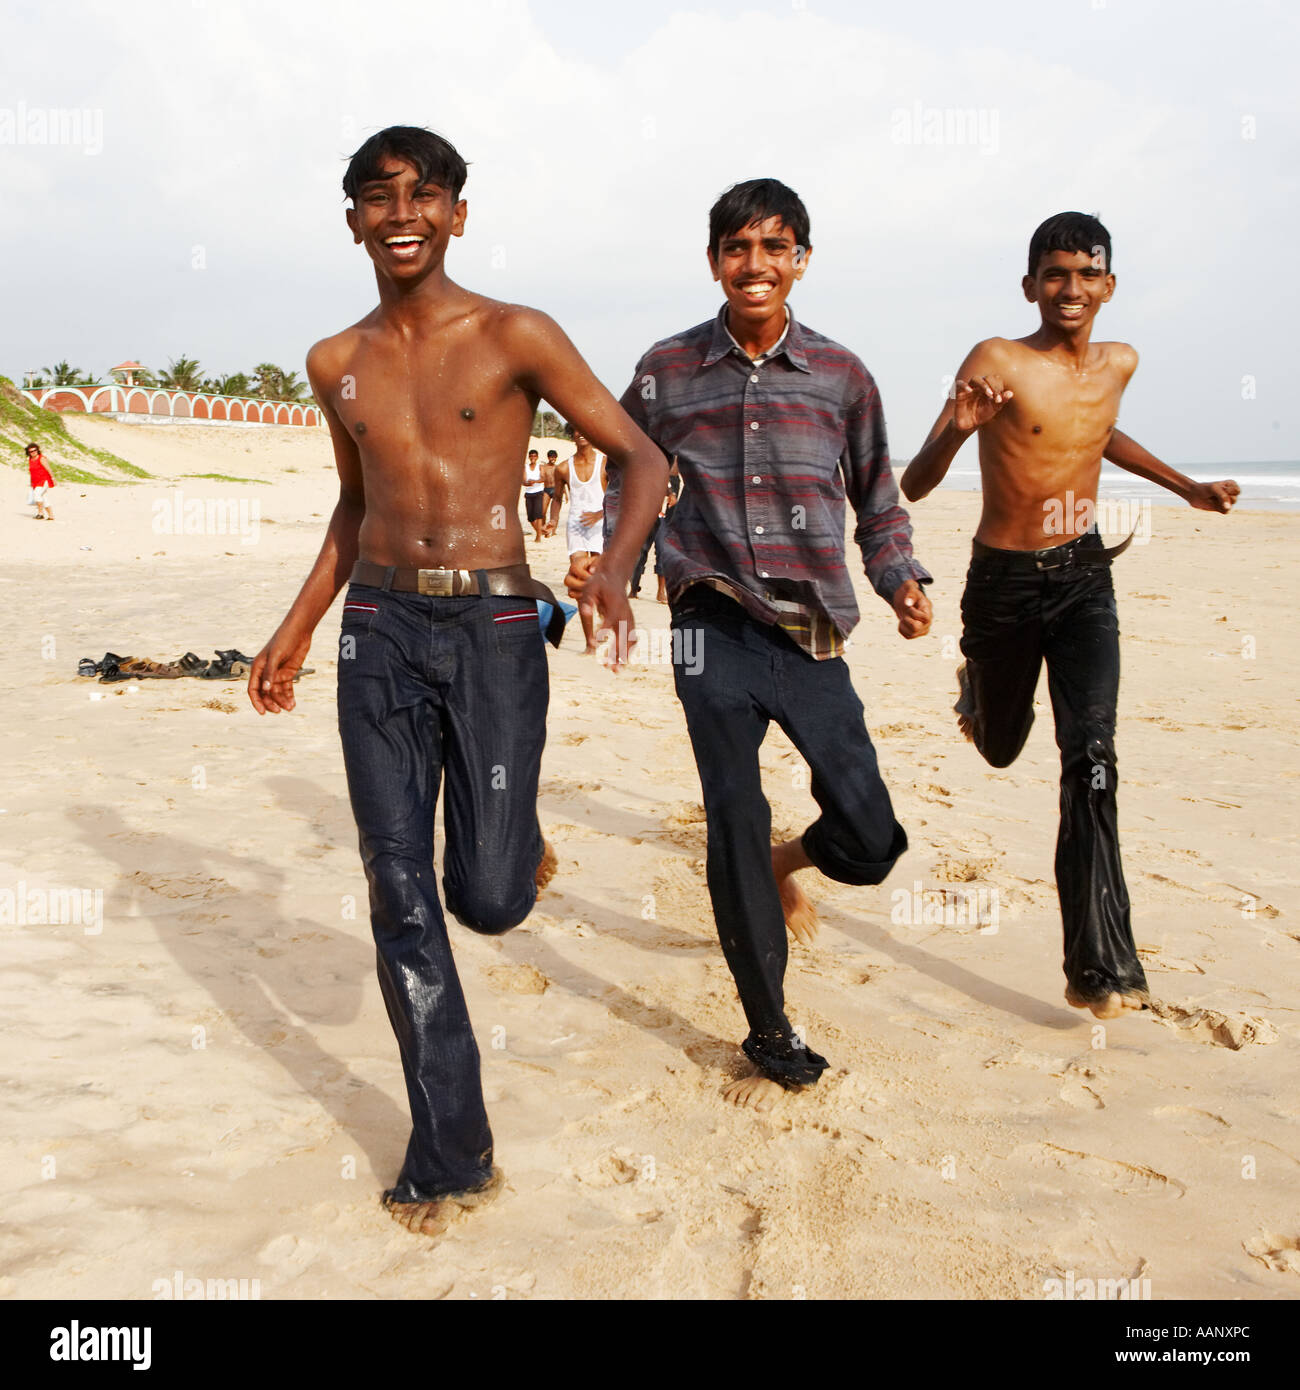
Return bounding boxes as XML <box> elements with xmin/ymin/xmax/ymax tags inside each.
<box><xmin>772</xmin><ymin>840</ymin><xmax>819</xmax><ymax>945</ymax></box>
<box><xmin>383</xmin><ymin>1167</ymin><xmax>504</xmax><ymax>1238</ymax></box>
<box><xmin>1065</xmin><ymin>986</ymin><xmax>1148</xmax><ymax>1019</ymax></box>
<box><xmin>583</xmin><ymin>643</ymin><xmax>598</xmax><ymax>656</ymax></box>
<box><xmin>722</xmin><ymin>1071</ymin><xmax>786</xmax><ymax>1112</ymax></box>
<box><xmin>535</xmin><ymin>839</ymin><xmax>557</xmax><ymax>891</ymax></box>
<box><xmin>954</xmin><ymin>662</ymin><xmax>975</xmax><ymax>742</ymax></box>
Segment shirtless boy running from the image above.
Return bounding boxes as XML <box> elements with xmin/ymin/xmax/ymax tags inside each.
<box><xmin>247</xmin><ymin>126</ymin><xmax>665</xmax><ymax>1236</ymax></box>
<box><xmin>902</xmin><ymin>211</ymin><xmax>1238</xmax><ymax>1021</ymax></box>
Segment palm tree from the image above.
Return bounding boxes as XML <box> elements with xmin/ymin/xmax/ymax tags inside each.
<box><xmin>276</xmin><ymin>369</ymin><xmax>308</xmax><ymax>403</ymax></box>
<box><xmin>42</xmin><ymin>361</ymin><xmax>87</xmax><ymax>386</ymax></box>
<box><xmin>251</xmin><ymin>363</ymin><xmax>283</xmax><ymax>400</ymax></box>
<box><xmin>203</xmin><ymin>372</ymin><xmax>251</xmax><ymax>398</ymax></box>
<box><xmin>158</xmin><ymin>356</ymin><xmax>204</xmax><ymax>392</ymax></box>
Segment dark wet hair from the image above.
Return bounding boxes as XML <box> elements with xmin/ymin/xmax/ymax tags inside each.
<box><xmin>709</xmin><ymin>178</ymin><xmax>811</xmax><ymax>260</ymax></box>
<box><xmin>1028</xmin><ymin>211</ymin><xmax>1112</xmax><ymax>276</ymax></box>
<box><xmin>546</xmin><ymin>450</ymin><xmax>558</xmax><ymax>458</ymax></box>
<box><xmin>26</xmin><ymin>442</ymin><xmax>39</xmax><ymax>452</ymax></box>
<box><xmin>528</xmin><ymin>449</ymin><xmax>538</xmax><ymax>457</ymax></box>
<box><xmin>343</xmin><ymin>126</ymin><xmax>468</xmax><ymax>203</ymax></box>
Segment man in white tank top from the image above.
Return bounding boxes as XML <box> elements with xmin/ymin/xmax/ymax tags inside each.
<box><xmin>522</xmin><ymin>448</ymin><xmax>546</xmax><ymax>542</ymax></box>
<box><xmin>548</xmin><ymin>426</ymin><xmax>607</xmax><ymax>653</ymax></box>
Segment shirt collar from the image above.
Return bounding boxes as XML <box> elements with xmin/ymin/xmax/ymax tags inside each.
<box><xmin>703</xmin><ymin>303</ymin><xmax>811</xmax><ymax>372</ymax></box>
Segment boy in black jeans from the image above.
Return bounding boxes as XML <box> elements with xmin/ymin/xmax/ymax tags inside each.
<box><xmin>575</xmin><ymin>179</ymin><xmax>932</xmax><ymax>1109</ymax></box>
<box><xmin>249</xmin><ymin>126</ymin><xmax>665</xmax><ymax>1235</ymax></box>
<box><xmin>903</xmin><ymin>211</ymin><xmax>1238</xmax><ymax>1019</ymax></box>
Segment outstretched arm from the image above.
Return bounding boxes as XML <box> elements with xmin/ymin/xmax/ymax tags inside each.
<box><xmin>507</xmin><ymin>310</ymin><xmax>668</xmax><ymax>666</ymax></box>
<box><xmin>843</xmin><ymin>368</ymin><xmax>933</xmax><ymax>639</ymax></box>
<box><xmin>547</xmin><ymin>463</ymin><xmax>568</xmax><ymax>531</ymax></box>
<box><xmin>248</xmin><ymin>342</ymin><xmax>364</xmax><ymax>714</ymax></box>
<box><xmin>901</xmin><ymin>343</ymin><xmax>1011</xmax><ymax>502</ymax></box>
<box><xmin>1104</xmin><ymin>429</ymin><xmax>1239</xmax><ymax>512</ymax></box>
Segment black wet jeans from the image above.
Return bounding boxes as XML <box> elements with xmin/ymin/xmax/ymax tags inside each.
<box><xmin>958</xmin><ymin>532</ymin><xmax>1148</xmax><ymax>1002</ymax></box>
<box><xmin>671</xmin><ymin>585</ymin><xmax>907</xmax><ymax>1084</ymax></box>
<box><xmin>337</xmin><ymin>583</ymin><xmax>548</xmax><ymax>1202</ymax></box>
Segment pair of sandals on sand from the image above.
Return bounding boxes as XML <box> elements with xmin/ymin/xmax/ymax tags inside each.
<box><xmin>78</xmin><ymin>650</ymin><xmax>313</xmax><ymax>684</ymax></box>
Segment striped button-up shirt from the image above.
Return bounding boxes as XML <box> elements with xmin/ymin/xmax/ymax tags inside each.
<box><xmin>609</xmin><ymin>304</ymin><xmax>930</xmax><ymax>652</ymax></box>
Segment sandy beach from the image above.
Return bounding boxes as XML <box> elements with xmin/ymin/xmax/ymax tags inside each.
<box><xmin>2</xmin><ymin>414</ymin><xmax>1297</xmax><ymax>1301</ymax></box>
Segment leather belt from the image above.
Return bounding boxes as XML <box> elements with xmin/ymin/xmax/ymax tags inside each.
<box><xmin>972</xmin><ymin>527</ymin><xmax>1137</xmax><ymax>573</ymax></box>
<box><xmin>349</xmin><ymin>561</ymin><xmax>567</xmax><ymax>647</ymax></box>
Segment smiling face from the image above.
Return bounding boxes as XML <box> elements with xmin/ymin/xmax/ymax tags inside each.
<box><xmin>345</xmin><ymin>157</ymin><xmax>466</xmax><ymax>281</ymax></box>
<box><xmin>707</xmin><ymin>215</ymin><xmax>809</xmax><ymax>334</ymax></box>
<box><xmin>1023</xmin><ymin>248</ymin><xmax>1115</xmax><ymax>333</ymax></box>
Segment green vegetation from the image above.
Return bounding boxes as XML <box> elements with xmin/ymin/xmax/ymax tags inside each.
<box><xmin>26</xmin><ymin>357</ymin><xmax>315</xmax><ymax>404</ymax></box>
<box><xmin>0</xmin><ymin>376</ymin><xmax>152</xmax><ymax>484</ymax></box>
<box><xmin>183</xmin><ymin>472</ymin><xmax>269</xmax><ymax>484</ymax></box>
<box><xmin>158</xmin><ymin>355</ymin><xmax>205</xmax><ymax>392</ymax></box>
<box><xmin>532</xmin><ymin>408</ymin><xmax>565</xmax><ymax>437</ymax></box>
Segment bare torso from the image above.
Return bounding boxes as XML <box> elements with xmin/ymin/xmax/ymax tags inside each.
<box><xmin>972</xmin><ymin>336</ymin><xmax>1136</xmax><ymax>549</ymax></box>
<box><xmin>315</xmin><ymin>288</ymin><xmax>540</xmax><ymax>569</ymax></box>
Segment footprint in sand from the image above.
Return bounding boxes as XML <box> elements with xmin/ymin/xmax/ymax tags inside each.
<box><xmin>1056</xmin><ymin>1059</ymin><xmax>1105</xmax><ymax>1110</ymax></box>
<box><xmin>932</xmin><ymin>856</ymin><xmax>999</xmax><ymax>883</ymax></box>
<box><xmin>1023</xmin><ymin>1143</ymin><xmax>1186</xmax><ymax>1198</ymax></box>
<box><xmin>1137</xmin><ymin>946</ymin><xmax>1206</xmax><ymax>975</ymax></box>
<box><xmin>1243</xmin><ymin>1233</ymin><xmax>1300</xmax><ymax>1276</ymax></box>
<box><xmin>1152</xmin><ymin>1105</ymin><xmax>1231</xmax><ymax>1135</ymax></box>
<box><xmin>484</xmin><ymin>962</ymin><xmax>549</xmax><ymax>995</ymax></box>
<box><xmin>1149</xmin><ymin>1000</ymin><xmax>1278</xmax><ymax>1050</ymax></box>
<box><xmin>660</xmin><ymin>802</ymin><xmax>708</xmax><ymax>853</ymax></box>
<box><xmin>574</xmin><ymin>1150</ymin><xmax>641</xmax><ymax>1187</ymax></box>
<box><xmin>649</xmin><ymin>856</ymin><xmax>713</xmax><ymax>943</ymax></box>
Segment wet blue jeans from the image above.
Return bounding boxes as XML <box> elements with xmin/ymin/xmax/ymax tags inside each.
<box><xmin>670</xmin><ymin>585</ymin><xmax>907</xmax><ymax>1084</ymax></box>
<box><xmin>336</xmin><ymin>583</ymin><xmax>548</xmax><ymax>1202</ymax></box>
<box><xmin>959</xmin><ymin>532</ymin><xmax>1148</xmax><ymax>1003</ymax></box>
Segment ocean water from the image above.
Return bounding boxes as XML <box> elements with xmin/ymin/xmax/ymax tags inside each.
<box><xmin>933</xmin><ymin>459</ymin><xmax>1300</xmax><ymax>511</ymax></box>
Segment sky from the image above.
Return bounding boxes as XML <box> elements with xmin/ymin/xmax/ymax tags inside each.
<box><xmin>2</xmin><ymin>0</ymin><xmax>1297</xmax><ymax>464</ymax></box>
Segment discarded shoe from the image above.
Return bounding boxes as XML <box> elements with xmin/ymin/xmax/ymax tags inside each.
<box><xmin>78</xmin><ymin>652</ymin><xmax>130</xmax><ymax>678</ymax></box>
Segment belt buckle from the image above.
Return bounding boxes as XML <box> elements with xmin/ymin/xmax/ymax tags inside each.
<box><xmin>1034</xmin><ymin>544</ymin><xmax>1072</xmax><ymax>572</ymax></box>
<box><xmin>417</xmin><ymin>568</ymin><xmax>454</xmax><ymax>596</ymax></box>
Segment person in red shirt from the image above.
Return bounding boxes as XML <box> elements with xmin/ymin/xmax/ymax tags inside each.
<box><xmin>25</xmin><ymin>443</ymin><xmax>55</xmax><ymax>521</ymax></box>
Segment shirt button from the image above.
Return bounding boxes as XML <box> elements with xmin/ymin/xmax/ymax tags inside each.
<box><xmin>759</xmin><ymin>571</ymin><xmax>770</xmax><ymax>578</ymax></box>
<box><xmin>749</xmin><ymin>421</ymin><xmax>759</xmax><ymax>431</ymax></box>
<box><xmin>755</xmin><ymin>526</ymin><xmax>765</xmax><ymax>535</ymax></box>
<box><xmin>751</xmin><ymin>475</ymin><xmax>761</xmax><ymax>484</ymax></box>
<box><xmin>750</xmin><ymin>374</ymin><xmax>759</xmax><ymax>383</ymax></box>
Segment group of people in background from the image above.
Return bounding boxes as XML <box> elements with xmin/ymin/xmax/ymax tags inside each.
<box><xmin>523</xmin><ymin>434</ymin><xmax>679</xmax><ymax>648</ymax></box>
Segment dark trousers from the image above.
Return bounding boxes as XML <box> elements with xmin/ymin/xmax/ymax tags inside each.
<box><xmin>671</xmin><ymin>586</ymin><xmax>907</xmax><ymax>1082</ymax></box>
<box><xmin>630</xmin><ymin>516</ymin><xmax>662</xmax><ymax>594</ymax></box>
<box><xmin>958</xmin><ymin>535</ymin><xmax>1148</xmax><ymax>1001</ymax></box>
<box><xmin>336</xmin><ymin>583</ymin><xmax>548</xmax><ymax>1202</ymax></box>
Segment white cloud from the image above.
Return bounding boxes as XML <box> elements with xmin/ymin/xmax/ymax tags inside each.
<box><xmin>1</xmin><ymin>0</ymin><xmax>1295</xmax><ymax>460</ymax></box>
